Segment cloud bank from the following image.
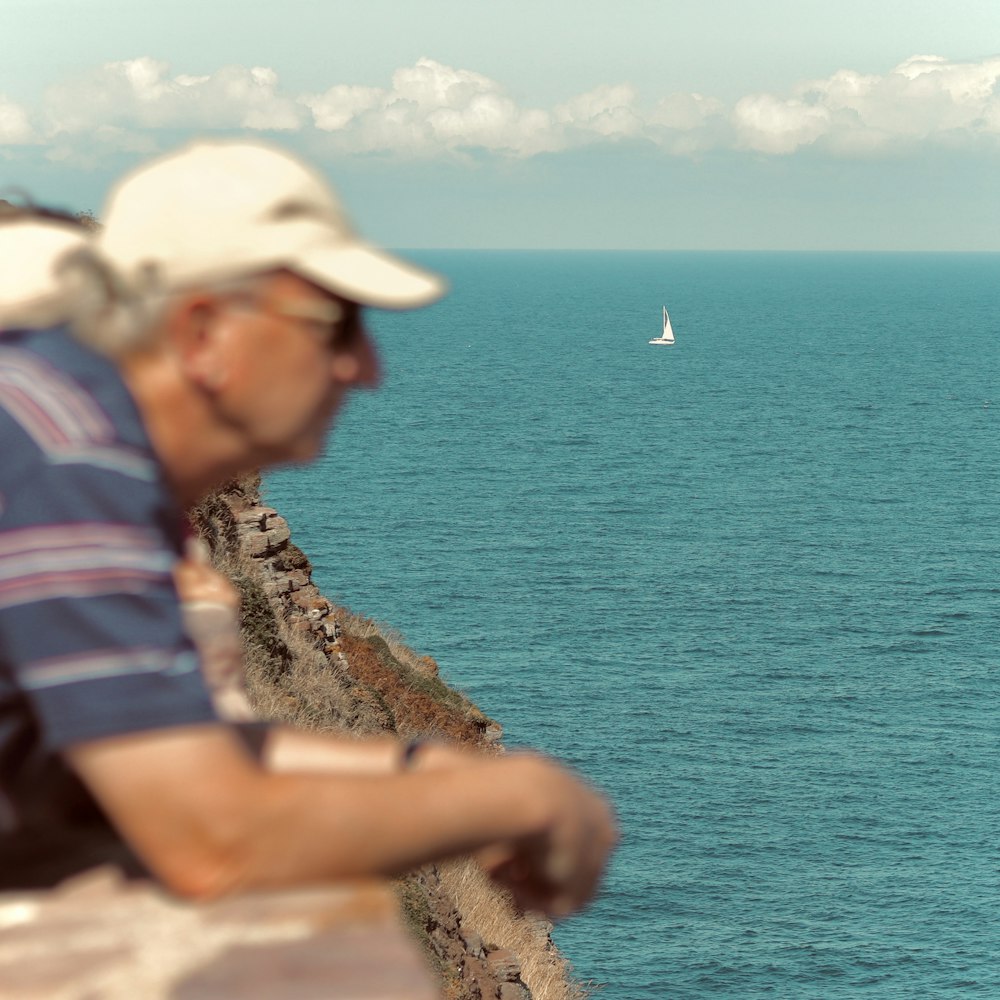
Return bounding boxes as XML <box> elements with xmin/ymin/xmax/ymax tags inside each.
<box><xmin>2</xmin><ymin>54</ymin><xmax>998</xmax><ymax>162</ymax></box>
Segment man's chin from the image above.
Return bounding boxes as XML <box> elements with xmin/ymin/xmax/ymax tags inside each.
<box><xmin>266</xmin><ymin>435</ymin><xmax>327</xmax><ymax>468</ymax></box>
<box><xmin>250</xmin><ymin>419</ymin><xmax>334</xmax><ymax>470</ymax></box>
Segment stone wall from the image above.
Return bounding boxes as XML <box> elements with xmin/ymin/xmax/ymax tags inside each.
<box><xmin>0</xmin><ymin>869</ymin><xmax>439</xmax><ymax>999</ymax></box>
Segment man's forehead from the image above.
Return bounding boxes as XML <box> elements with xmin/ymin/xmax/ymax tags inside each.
<box><xmin>260</xmin><ymin>268</ymin><xmax>362</xmax><ymax>312</ymax></box>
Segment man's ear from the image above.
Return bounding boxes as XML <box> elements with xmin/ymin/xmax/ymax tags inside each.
<box><xmin>165</xmin><ymin>296</ymin><xmax>228</xmax><ymax>392</ymax></box>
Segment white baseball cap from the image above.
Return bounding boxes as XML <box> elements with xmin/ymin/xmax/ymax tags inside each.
<box><xmin>0</xmin><ymin>219</ymin><xmax>101</xmax><ymax>328</ymax></box>
<box><xmin>97</xmin><ymin>140</ymin><xmax>445</xmax><ymax>310</ymax></box>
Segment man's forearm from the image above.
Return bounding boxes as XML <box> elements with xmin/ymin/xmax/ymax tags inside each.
<box><xmin>211</xmin><ymin>755</ymin><xmax>555</xmax><ymax>894</ymax></box>
<box><xmin>259</xmin><ymin>727</ymin><xmax>474</xmax><ymax>776</ymax></box>
<box><xmin>66</xmin><ymin>724</ymin><xmax>615</xmax><ymax>915</ymax></box>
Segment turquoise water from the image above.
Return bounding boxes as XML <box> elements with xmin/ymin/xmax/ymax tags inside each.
<box><xmin>267</xmin><ymin>252</ymin><xmax>1000</xmax><ymax>998</ymax></box>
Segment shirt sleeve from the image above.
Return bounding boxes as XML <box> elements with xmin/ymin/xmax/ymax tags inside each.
<box><xmin>0</xmin><ymin>415</ymin><xmax>219</xmax><ymax>752</ymax></box>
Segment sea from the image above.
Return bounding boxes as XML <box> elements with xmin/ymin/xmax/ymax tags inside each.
<box><xmin>265</xmin><ymin>251</ymin><xmax>1000</xmax><ymax>999</ymax></box>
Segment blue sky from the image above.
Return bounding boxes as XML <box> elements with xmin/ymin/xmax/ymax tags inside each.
<box><xmin>2</xmin><ymin>0</ymin><xmax>998</xmax><ymax>249</ymax></box>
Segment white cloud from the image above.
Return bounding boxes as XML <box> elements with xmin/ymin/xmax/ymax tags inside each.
<box><xmin>645</xmin><ymin>93</ymin><xmax>728</xmax><ymax>156</ymax></box>
<box><xmin>894</xmin><ymin>54</ymin><xmax>999</xmax><ymax>102</ymax></box>
<box><xmin>304</xmin><ymin>58</ymin><xmax>557</xmax><ymax>157</ymax></box>
<box><xmin>739</xmin><ymin>55</ymin><xmax>1000</xmax><ymax>155</ymax></box>
<box><xmin>0</xmin><ymin>95</ymin><xmax>34</xmax><ymax>144</ymax></box>
<box><xmin>555</xmin><ymin>84</ymin><xmax>643</xmax><ymax>139</ymax></box>
<box><xmin>303</xmin><ymin>84</ymin><xmax>382</xmax><ymax>132</ymax></box>
<box><xmin>650</xmin><ymin>92</ymin><xmax>725</xmax><ymax>132</ymax></box>
<box><xmin>7</xmin><ymin>54</ymin><xmax>1000</xmax><ymax>163</ymax></box>
<box><xmin>43</xmin><ymin>57</ymin><xmax>302</xmax><ymax>136</ymax></box>
<box><xmin>732</xmin><ymin>94</ymin><xmax>832</xmax><ymax>154</ymax></box>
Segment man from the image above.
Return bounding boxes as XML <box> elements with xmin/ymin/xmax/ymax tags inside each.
<box><xmin>0</xmin><ymin>141</ymin><xmax>616</xmax><ymax>916</ymax></box>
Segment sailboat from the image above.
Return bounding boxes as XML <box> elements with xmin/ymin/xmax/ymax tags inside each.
<box><xmin>649</xmin><ymin>306</ymin><xmax>675</xmax><ymax>346</ymax></box>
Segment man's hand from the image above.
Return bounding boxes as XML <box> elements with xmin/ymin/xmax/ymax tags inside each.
<box><xmin>172</xmin><ymin>538</ymin><xmax>252</xmax><ymax>720</ymax></box>
<box><xmin>172</xmin><ymin>538</ymin><xmax>241</xmax><ymax>609</ymax></box>
<box><xmin>474</xmin><ymin>755</ymin><xmax>618</xmax><ymax>916</ymax></box>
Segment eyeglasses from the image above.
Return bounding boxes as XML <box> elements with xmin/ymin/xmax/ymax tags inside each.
<box><xmin>223</xmin><ymin>292</ymin><xmax>365</xmax><ymax>351</ymax></box>
<box><xmin>269</xmin><ymin>298</ymin><xmax>365</xmax><ymax>351</ymax></box>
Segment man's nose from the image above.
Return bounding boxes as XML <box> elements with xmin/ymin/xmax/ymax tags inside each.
<box><xmin>356</xmin><ymin>326</ymin><xmax>381</xmax><ymax>389</ymax></box>
<box><xmin>330</xmin><ymin>326</ymin><xmax>381</xmax><ymax>389</ymax></box>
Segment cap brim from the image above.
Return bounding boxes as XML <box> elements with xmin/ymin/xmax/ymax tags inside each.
<box><xmin>291</xmin><ymin>242</ymin><xmax>446</xmax><ymax>310</ymax></box>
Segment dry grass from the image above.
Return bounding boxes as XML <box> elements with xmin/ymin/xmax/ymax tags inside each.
<box><xmin>438</xmin><ymin>859</ymin><xmax>591</xmax><ymax>1000</ymax></box>
<box><xmin>335</xmin><ymin>610</ymin><xmax>495</xmax><ymax>746</ymax></box>
<box><xmin>335</xmin><ymin>629</ymin><xmax>483</xmax><ymax>743</ymax></box>
<box><xmin>337</xmin><ymin>609</ymin><xmax>441</xmax><ymax>679</ymax></box>
<box><xmin>245</xmin><ymin>627</ymin><xmax>382</xmax><ymax>734</ymax></box>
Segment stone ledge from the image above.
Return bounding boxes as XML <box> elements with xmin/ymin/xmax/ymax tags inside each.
<box><xmin>0</xmin><ymin>868</ymin><xmax>439</xmax><ymax>1000</ymax></box>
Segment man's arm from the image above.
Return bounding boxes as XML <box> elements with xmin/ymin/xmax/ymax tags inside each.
<box><xmin>65</xmin><ymin>724</ymin><xmax>617</xmax><ymax>917</ymax></box>
<box><xmin>254</xmin><ymin>725</ymin><xmax>493</xmax><ymax>776</ymax></box>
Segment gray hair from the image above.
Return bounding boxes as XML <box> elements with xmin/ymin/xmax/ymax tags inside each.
<box><xmin>63</xmin><ymin>259</ymin><xmax>273</xmax><ymax>358</ymax></box>
<box><xmin>55</xmin><ymin>248</ymin><xmax>160</xmax><ymax>356</ymax></box>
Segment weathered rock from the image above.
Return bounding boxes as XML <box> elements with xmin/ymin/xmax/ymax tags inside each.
<box><xmin>486</xmin><ymin>949</ymin><xmax>522</xmax><ymax>982</ymax></box>
<box><xmin>463</xmin><ymin>931</ymin><xmax>486</xmax><ymax>960</ymax></box>
<box><xmin>498</xmin><ymin>984</ymin><xmax>531</xmax><ymax>1000</ymax></box>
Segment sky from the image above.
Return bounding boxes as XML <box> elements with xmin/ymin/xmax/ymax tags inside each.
<box><xmin>1</xmin><ymin>0</ymin><xmax>998</xmax><ymax>250</ymax></box>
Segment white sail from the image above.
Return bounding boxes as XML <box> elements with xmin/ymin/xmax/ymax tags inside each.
<box><xmin>661</xmin><ymin>306</ymin><xmax>675</xmax><ymax>344</ymax></box>
<box><xmin>649</xmin><ymin>305</ymin><xmax>676</xmax><ymax>345</ymax></box>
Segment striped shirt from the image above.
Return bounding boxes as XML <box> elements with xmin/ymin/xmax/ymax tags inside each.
<box><xmin>0</xmin><ymin>325</ymin><xmax>217</xmax><ymax>834</ymax></box>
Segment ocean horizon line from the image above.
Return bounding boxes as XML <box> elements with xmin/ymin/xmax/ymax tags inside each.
<box><xmin>392</xmin><ymin>246</ymin><xmax>1000</xmax><ymax>255</ymax></box>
